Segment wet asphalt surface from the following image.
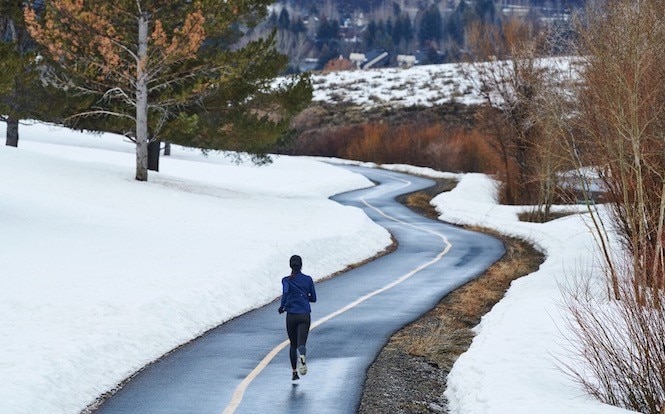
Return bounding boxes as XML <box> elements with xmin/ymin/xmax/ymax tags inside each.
<box><xmin>94</xmin><ymin>165</ymin><xmax>505</xmax><ymax>414</ymax></box>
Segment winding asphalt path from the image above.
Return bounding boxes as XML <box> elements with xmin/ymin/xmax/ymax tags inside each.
<box><xmin>94</xmin><ymin>165</ymin><xmax>505</xmax><ymax>414</ymax></box>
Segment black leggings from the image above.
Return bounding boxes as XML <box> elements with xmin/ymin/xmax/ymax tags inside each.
<box><xmin>286</xmin><ymin>313</ymin><xmax>311</xmax><ymax>370</ymax></box>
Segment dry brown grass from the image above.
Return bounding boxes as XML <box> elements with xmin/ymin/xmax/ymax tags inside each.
<box><xmin>405</xmin><ymin>193</ymin><xmax>440</xmax><ymax>218</ymax></box>
<box><xmin>360</xmin><ymin>181</ymin><xmax>544</xmax><ymax>413</ymax></box>
<box><xmin>393</xmin><ymin>231</ymin><xmax>543</xmax><ymax>370</ymax></box>
<box><xmin>399</xmin><ymin>179</ymin><xmax>458</xmax><ymax>219</ymax></box>
<box><xmin>388</xmin><ymin>182</ymin><xmax>543</xmax><ymax>369</ymax></box>
<box><xmin>287</xmin><ymin>112</ymin><xmax>501</xmax><ymax>175</ymax></box>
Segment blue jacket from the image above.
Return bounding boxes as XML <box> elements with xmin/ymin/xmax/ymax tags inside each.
<box><xmin>280</xmin><ymin>272</ymin><xmax>317</xmax><ymax>314</ymax></box>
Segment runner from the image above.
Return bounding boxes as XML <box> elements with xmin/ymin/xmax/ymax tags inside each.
<box><xmin>278</xmin><ymin>255</ymin><xmax>317</xmax><ymax>381</ymax></box>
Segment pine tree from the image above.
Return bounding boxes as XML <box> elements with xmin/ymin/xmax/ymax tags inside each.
<box><xmin>278</xmin><ymin>8</ymin><xmax>290</xmax><ymax>30</ymax></box>
<box><xmin>0</xmin><ymin>43</ymin><xmax>18</xmax><ymax>96</ymax></box>
<box><xmin>475</xmin><ymin>0</ymin><xmax>496</xmax><ymax>24</ymax></box>
<box><xmin>0</xmin><ymin>2</ymin><xmax>53</xmax><ymax>147</ymax></box>
<box><xmin>158</xmin><ymin>34</ymin><xmax>312</xmax><ymax>166</ymax></box>
<box><xmin>24</xmin><ymin>0</ymin><xmax>309</xmax><ymax>181</ymax></box>
<box><xmin>418</xmin><ymin>5</ymin><xmax>443</xmax><ymax>46</ymax></box>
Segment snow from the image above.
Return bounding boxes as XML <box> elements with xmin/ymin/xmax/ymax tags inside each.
<box><xmin>425</xmin><ymin>171</ymin><xmax>636</xmax><ymax>414</ymax></box>
<box><xmin>310</xmin><ymin>56</ymin><xmax>577</xmax><ymax>108</ymax></box>
<box><xmin>0</xmin><ymin>122</ymin><xmax>391</xmax><ymax>414</ymax></box>
<box><xmin>1</xmin><ymin>56</ymin><xmax>637</xmax><ymax>414</ymax></box>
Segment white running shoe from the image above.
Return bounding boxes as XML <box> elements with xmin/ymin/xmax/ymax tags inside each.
<box><xmin>298</xmin><ymin>355</ymin><xmax>307</xmax><ymax>376</ymax></box>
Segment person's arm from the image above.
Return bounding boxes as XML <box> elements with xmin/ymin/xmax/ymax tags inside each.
<box><xmin>279</xmin><ymin>279</ymin><xmax>289</xmax><ymax>313</ymax></box>
<box><xmin>308</xmin><ymin>279</ymin><xmax>317</xmax><ymax>303</ymax></box>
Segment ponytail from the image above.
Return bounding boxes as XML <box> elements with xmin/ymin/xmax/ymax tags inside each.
<box><xmin>289</xmin><ymin>255</ymin><xmax>302</xmax><ymax>279</ymax></box>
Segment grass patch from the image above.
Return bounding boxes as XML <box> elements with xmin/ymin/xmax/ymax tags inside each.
<box><xmin>397</xmin><ymin>178</ymin><xmax>458</xmax><ymax>219</ymax></box>
<box><xmin>392</xmin><ymin>179</ymin><xmax>544</xmax><ymax>369</ymax></box>
<box><xmin>360</xmin><ymin>179</ymin><xmax>546</xmax><ymax>414</ymax></box>
<box><xmin>518</xmin><ymin>210</ymin><xmax>574</xmax><ymax>223</ymax></box>
<box><xmin>396</xmin><ymin>232</ymin><xmax>543</xmax><ymax>370</ymax></box>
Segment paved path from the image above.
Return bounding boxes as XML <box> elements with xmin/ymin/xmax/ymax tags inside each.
<box><xmin>94</xmin><ymin>166</ymin><xmax>505</xmax><ymax>414</ymax></box>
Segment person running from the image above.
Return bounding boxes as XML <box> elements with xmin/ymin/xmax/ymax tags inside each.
<box><xmin>278</xmin><ymin>255</ymin><xmax>317</xmax><ymax>381</ymax></box>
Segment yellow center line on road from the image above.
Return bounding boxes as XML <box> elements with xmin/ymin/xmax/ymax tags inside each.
<box><xmin>222</xmin><ymin>172</ymin><xmax>452</xmax><ymax>414</ymax></box>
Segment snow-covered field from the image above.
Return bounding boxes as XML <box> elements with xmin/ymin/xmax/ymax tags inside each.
<box><xmin>1</xmin><ymin>57</ymin><xmax>636</xmax><ymax>414</ymax></box>
<box><xmin>0</xmin><ymin>123</ymin><xmax>391</xmax><ymax>413</ymax></box>
<box><xmin>310</xmin><ymin>56</ymin><xmax>577</xmax><ymax>108</ymax></box>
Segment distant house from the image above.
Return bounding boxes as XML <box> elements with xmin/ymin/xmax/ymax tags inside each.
<box><xmin>363</xmin><ymin>49</ymin><xmax>389</xmax><ymax>69</ymax></box>
<box><xmin>397</xmin><ymin>54</ymin><xmax>416</xmax><ymax>69</ymax></box>
<box><xmin>349</xmin><ymin>53</ymin><xmax>366</xmax><ymax>69</ymax></box>
<box><xmin>299</xmin><ymin>58</ymin><xmax>319</xmax><ymax>72</ymax></box>
<box><xmin>349</xmin><ymin>49</ymin><xmax>389</xmax><ymax>70</ymax></box>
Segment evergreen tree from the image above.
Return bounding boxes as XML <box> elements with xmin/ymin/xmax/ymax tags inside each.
<box><xmin>392</xmin><ymin>16</ymin><xmax>403</xmax><ymax>45</ymax></box>
<box><xmin>392</xmin><ymin>2</ymin><xmax>401</xmax><ymax>16</ymax></box>
<box><xmin>385</xmin><ymin>19</ymin><xmax>394</xmax><ymax>45</ymax></box>
<box><xmin>475</xmin><ymin>0</ymin><xmax>496</xmax><ymax>23</ymax></box>
<box><xmin>391</xmin><ymin>13</ymin><xmax>414</xmax><ymax>52</ymax></box>
<box><xmin>418</xmin><ymin>5</ymin><xmax>443</xmax><ymax>45</ymax></box>
<box><xmin>0</xmin><ymin>41</ymin><xmax>19</xmax><ymax>96</ymax></box>
<box><xmin>163</xmin><ymin>70</ymin><xmax>312</xmax><ymax>164</ymax></box>
<box><xmin>401</xmin><ymin>14</ymin><xmax>414</xmax><ymax>45</ymax></box>
<box><xmin>292</xmin><ymin>18</ymin><xmax>306</xmax><ymax>33</ymax></box>
<box><xmin>447</xmin><ymin>0</ymin><xmax>474</xmax><ymax>45</ymax></box>
<box><xmin>365</xmin><ymin>20</ymin><xmax>378</xmax><ymax>48</ymax></box>
<box><xmin>372</xmin><ymin>20</ymin><xmax>394</xmax><ymax>52</ymax></box>
<box><xmin>25</xmin><ymin>0</ymin><xmax>309</xmax><ymax>181</ymax></box>
<box><xmin>316</xmin><ymin>18</ymin><xmax>339</xmax><ymax>44</ymax></box>
<box><xmin>277</xmin><ymin>8</ymin><xmax>290</xmax><ymax>30</ymax></box>
<box><xmin>315</xmin><ymin>18</ymin><xmax>340</xmax><ymax>68</ymax></box>
<box><xmin>0</xmin><ymin>2</ymin><xmax>72</xmax><ymax>147</ymax></box>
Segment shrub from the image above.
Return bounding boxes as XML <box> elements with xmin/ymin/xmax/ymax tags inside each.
<box><xmin>562</xmin><ymin>262</ymin><xmax>665</xmax><ymax>414</ymax></box>
<box><xmin>342</xmin><ymin>123</ymin><xmax>389</xmax><ymax>162</ymax></box>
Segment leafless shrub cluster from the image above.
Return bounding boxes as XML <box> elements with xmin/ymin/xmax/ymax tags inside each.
<box><xmin>464</xmin><ymin>18</ymin><xmax>573</xmax><ymax>220</ymax></box>
<box><xmin>562</xmin><ymin>0</ymin><xmax>665</xmax><ymax>412</ymax></box>
<box><xmin>575</xmin><ymin>0</ymin><xmax>665</xmax><ymax>295</ymax></box>
<box><xmin>295</xmin><ymin>121</ymin><xmax>499</xmax><ymax>173</ymax></box>
<box><xmin>562</xmin><ymin>260</ymin><xmax>665</xmax><ymax>414</ymax></box>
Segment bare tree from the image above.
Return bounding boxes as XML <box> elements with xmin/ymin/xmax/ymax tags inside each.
<box><xmin>575</xmin><ymin>0</ymin><xmax>665</xmax><ymax>294</ymax></box>
<box><xmin>561</xmin><ymin>1</ymin><xmax>665</xmax><ymax>412</ymax></box>
<box><xmin>464</xmin><ymin>18</ymin><xmax>569</xmax><ymax>217</ymax></box>
<box><xmin>561</xmin><ymin>256</ymin><xmax>665</xmax><ymax>414</ymax></box>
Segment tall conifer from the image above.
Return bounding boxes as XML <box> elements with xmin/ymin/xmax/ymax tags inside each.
<box><xmin>25</xmin><ymin>0</ymin><xmax>310</xmax><ymax>181</ymax></box>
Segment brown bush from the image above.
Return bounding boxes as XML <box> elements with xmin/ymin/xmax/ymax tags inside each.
<box><xmin>561</xmin><ymin>1</ymin><xmax>665</xmax><ymax>413</ymax></box>
<box><xmin>286</xmin><ymin>109</ymin><xmax>503</xmax><ymax>175</ymax></box>
<box><xmin>562</xmin><ymin>265</ymin><xmax>665</xmax><ymax>414</ymax></box>
<box><xmin>342</xmin><ymin>123</ymin><xmax>390</xmax><ymax>162</ymax></box>
<box><xmin>336</xmin><ymin>121</ymin><xmax>499</xmax><ymax>173</ymax></box>
<box><xmin>427</xmin><ymin>128</ymin><xmax>500</xmax><ymax>173</ymax></box>
<box><xmin>576</xmin><ymin>0</ymin><xmax>665</xmax><ymax>293</ymax></box>
<box><xmin>322</xmin><ymin>57</ymin><xmax>355</xmax><ymax>73</ymax></box>
<box><xmin>295</xmin><ymin>124</ymin><xmax>363</xmax><ymax>157</ymax></box>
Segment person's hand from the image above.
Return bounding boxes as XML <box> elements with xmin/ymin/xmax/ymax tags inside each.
<box><xmin>278</xmin><ymin>306</ymin><xmax>285</xmax><ymax>314</ymax></box>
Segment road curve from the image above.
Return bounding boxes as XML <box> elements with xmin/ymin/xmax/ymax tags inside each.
<box><xmin>94</xmin><ymin>165</ymin><xmax>505</xmax><ymax>414</ymax></box>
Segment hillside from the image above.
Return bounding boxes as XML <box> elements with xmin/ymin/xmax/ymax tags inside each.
<box><xmin>260</xmin><ymin>0</ymin><xmax>585</xmax><ymax>70</ymax></box>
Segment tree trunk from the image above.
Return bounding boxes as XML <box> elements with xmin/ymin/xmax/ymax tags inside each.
<box><xmin>135</xmin><ymin>13</ymin><xmax>149</xmax><ymax>181</ymax></box>
<box><xmin>148</xmin><ymin>140</ymin><xmax>160</xmax><ymax>171</ymax></box>
<box><xmin>164</xmin><ymin>141</ymin><xmax>171</xmax><ymax>156</ymax></box>
<box><xmin>5</xmin><ymin>117</ymin><xmax>19</xmax><ymax>147</ymax></box>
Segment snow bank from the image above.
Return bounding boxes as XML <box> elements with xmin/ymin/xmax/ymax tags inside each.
<box><xmin>0</xmin><ymin>122</ymin><xmax>391</xmax><ymax>414</ymax></box>
<box><xmin>429</xmin><ymin>173</ymin><xmax>635</xmax><ymax>414</ymax></box>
